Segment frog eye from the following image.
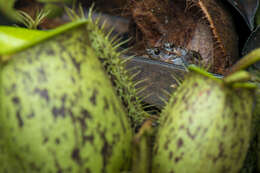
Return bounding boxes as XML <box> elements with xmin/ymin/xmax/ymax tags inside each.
<box><xmin>154</xmin><ymin>48</ymin><xmax>160</xmax><ymax>55</ymax></box>
<box><xmin>191</xmin><ymin>51</ymin><xmax>202</xmax><ymax>60</ymax></box>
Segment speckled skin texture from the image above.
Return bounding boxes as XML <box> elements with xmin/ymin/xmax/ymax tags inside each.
<box><xmin>0</xmin><ymin>26</ymin><xmax>132</xmax><ymax>173</ymax></box>
<box><xmin>152</xmin><ymin>72</ymin><xmax>254</xmax><ymax>173</ymax></box>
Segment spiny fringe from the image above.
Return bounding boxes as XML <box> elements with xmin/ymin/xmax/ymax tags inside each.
<box><xmin>128</xmin><ymin>70</ymin><xmax>141</xmax><ymax>81</ymax></box>
<box><xmin>133</xmin><ymin>78</ymin><xmax>147</xmax><ymax>88</ymax></box>
<box><xmin>121</xmin><ymin>55</ymin><xmax>134</xmax><ymax>64</ymax></box>
<box><xmin>170</xmin><ymin>73</ymin><xmax>183</xmax><ymax>86</ymax></box>
<box><xmin>67</xmin><ymin>5</ymin><xmax>151</xmax><ymax>129</ymax></box>
<box><xmin>136</xmin><ymin>84</ymin><xmax>150</xmax><ymax>96</ymax></box>
<box><xmin>113</xmin><ymin>38</ymin><xmax>132</xmax><ymax>50</ymax></box>
<box><xmin>119</xmin><ymin>47</ymin><xmax>133</xmax><ymax>56</ymax></box>
<box><xmin>139</xmin><ymin>92</ymin><xmax>153</xmax><ymax>102</ymax></box>
<box><xmin>158</xmin><ymin>95</ymin><xmax>168</xmax><ymax>106</ymax></box>
<box><xmin>142</xmin><ymin>103</ymin><xmax>157</xmax><ymax>110</ymax></box>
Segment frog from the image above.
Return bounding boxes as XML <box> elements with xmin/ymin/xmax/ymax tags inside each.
<box><xmin>146</xmin><ymin>42</ymin><xmax>202</xmax><ymax>66</ymax></box>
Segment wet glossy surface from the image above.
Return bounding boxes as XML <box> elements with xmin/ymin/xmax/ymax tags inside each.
<box><xmin>146</xmin><ymin>42</ymin><xmax>202</xmax><ymax>66</ymax></box>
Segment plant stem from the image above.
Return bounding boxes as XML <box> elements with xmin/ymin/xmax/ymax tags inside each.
<box><xmin>227</xmin><ymin>48</ymin><xmax>260</xmax><ymax>75</ymax></box>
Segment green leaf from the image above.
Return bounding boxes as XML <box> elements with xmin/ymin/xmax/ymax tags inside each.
<box><xmin>0</xmin><ymin>20</ymin><xmax>88</xmax><ymax>56</ymax></box>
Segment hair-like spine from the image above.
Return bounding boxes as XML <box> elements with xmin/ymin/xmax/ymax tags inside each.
<box><xmin>66</xmin><ymin>7</ymin><xmax>150</xmax><ymax>129</ymax></box>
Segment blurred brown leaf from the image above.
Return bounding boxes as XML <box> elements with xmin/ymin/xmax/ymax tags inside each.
<box><xmin>127</xmin><ymin>0</ymin><xmax>239</xmax><ymax>74</ymax></box>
